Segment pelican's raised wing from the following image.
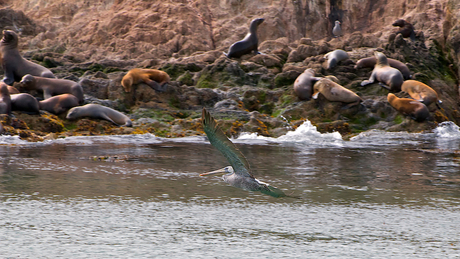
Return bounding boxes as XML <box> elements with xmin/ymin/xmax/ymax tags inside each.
<box><xmin>202</xmin><ymin>108</ymin><xmax>253</xmax><ymax>178</ymax></box>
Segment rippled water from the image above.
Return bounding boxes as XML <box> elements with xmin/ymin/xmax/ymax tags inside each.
<box><xmin>1</xmin><ymin>121</ymin><xmax>460</xmax><ymax>258</ymax></box>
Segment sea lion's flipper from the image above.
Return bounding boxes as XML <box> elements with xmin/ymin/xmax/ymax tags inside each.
<box><xmin>378</xmin><ymin>82</ymin><xmax>391</xmax><ymax>90</ymax></box>
<box><xmin>146</xmin><ymin>80</ymin><xmax>166</xmax><ymax>93</ymax></box>
<box><xmin>2</xmin><ymin>67</ymin><xmax>15</xmax><ymax>86</ymax></box>
<box><xmin>410</xmin><ymin>31</ymin><xmax>416</xmax><ymax>42</ymax></box>
<box><xmin>100</xmin><ymin>114</ymin><xmax>120</xmax><ymax>126</ymax></box>
<box><xmin>361</xmin><ymin>72</ymin><xmax>376</xmax><ymax>86</ymax></box>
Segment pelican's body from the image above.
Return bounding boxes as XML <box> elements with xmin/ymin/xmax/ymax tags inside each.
<box><xmin>200</xmin><ymin>108</ymin><xmax>287</xmax><ymax>198</ymax></box>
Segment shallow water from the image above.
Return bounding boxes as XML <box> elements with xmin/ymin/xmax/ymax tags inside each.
<box><xmin>1</xmin><ymin>121</ymin><xmax>460</xmax><ymax>258</ymax></box>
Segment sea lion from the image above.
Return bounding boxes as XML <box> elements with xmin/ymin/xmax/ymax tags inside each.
<box><xmin>18</xmin><ymin>74</ymin><xmax>84</xmax><ymax>104</ymax></box>
<box><xmin>0</xmin><ymin>30</ymin><xmax>55</xmax><ymax>85</ymax></box>
<box><xmin>387</xmin><ymin>93</ymin><xmax>429</xmax><ymax>122</ymax></box>
<box><xmin>39</xmin><ymin>94</ymin><xmax>79</xmax><ymax>114</ymax></box>
<box><xmin>225</xmin><ymin>18</ymin><xmax>265</xmax><ymax>58</ymax></box>
<box><xmin>293</xmin><ymin>68</ymin><xmax>321</xmax><ymax>101</ymax></box>
<box><xmin>354</xmin><ymin>56</ymin><xmax>411</xmax><ymax>80</ymax></box>
<box><xmin>0</xmin><ymin>82</ymin><xmax>11</xmax><ymax>115</ymax></box>
<box><xmin>121</xmin><ymin>68</ymin><xmax>170</xmax><ymax>93</ymax></box>
<box><xmin>332</xmin><ymin>20</ymin><xmax>342</xmax><ymax>37</ymax></box>
<box><xmin>7</xmin><ymin>85</ymin><xmax>19</xmax><ymax>94</ymax></box>
<box><xmin>401</xmin><ymin>80</ymin><xmax>442</xmax><ymax>108</ymax></box>
<box><xmin>66</xmin><ymin>104</ymin><xmax>132</xmax><ymax>127</ymax></box>
<box><xmin>392</xmin><ymin>19</ymin><xmax>415</xmax><ymax>41</ymax></box>
<box><xmin>312</xmin><ymin>78</ymin><xmax>362</xmax><ymax>108</ymax></box>
<box><xmin>324</xmin><ymin>49</ymin><xmax>349</xmax><ymax>69</ymax></box>
<box><xmin>10</xmin><ymin>93</ymin><xmax>40</xmax><ymax>114</ymax></box>
<box><xmin>361</xmin><ymin>52</ymin><xmax>404</xmax><ymax>92</ymax></box>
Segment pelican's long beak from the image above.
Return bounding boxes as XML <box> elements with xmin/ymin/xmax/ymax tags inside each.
<box><xmin>200</xmin><ymin>167</ymin><xmax>227</xmax><ymax>176</ymax></box>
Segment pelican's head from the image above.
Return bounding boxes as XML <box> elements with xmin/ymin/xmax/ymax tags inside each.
<box><xmin>200</xmin><ymin>166</ymin><xmax>233</xmax><ymax>177</ymax></box>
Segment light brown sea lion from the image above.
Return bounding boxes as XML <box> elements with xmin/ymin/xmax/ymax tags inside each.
<box><xmin>225</xmin><ymin>18</ymin><xmax>265</xmax><ymax>58</ymax></box>
<box><xmin>392</xmin><ymin>19</ymin><xmax>415</xmax><ymax>41</ymax></box>
<box><xmin>0</xmin><ymin>82</ymin><xmax>11</xmax><ymax>115</ymax></box>
<box><xmin>18</xmin><ymin>74</ymin><xmax>84</xmax><ymax>104</ymax></box>
<box><xmin>401</xmin><ymin>80</ymin><xmax>442</xmax><ymax>108</ymax></box>
<box><xmin>0</xmin><ymin>30</ymin><xmax>55</xmax><ymax>85</ymax></box>
<box><xmin>361</xmin><ymin>52</ymin><xmax>404</xmax><ymax>92</ymax></box>
<box><xmin>354</xmin><ymin>56</ymin><xmax>411</xmax><ymax>80</ymax></box>
<box><xmin>312</xmin><ymin>78</ymin><xmax>362</xmax><ymax>108</ymax></box>
<box><xmin>10</xmin><ymin>93</ymin><xmax>40</xmax><ymax>114</ymax></box>
<box><xmin>324</xmin><ymin>49</ymin><xmax>349</xmax><ymax>69</ymax></box>
<box><xmin>66</xmin><ymin>104</ymin><xmax>132</xmax><ymax>127</ymax></box>
<box><xmin>387</xmin><ymin>93</ymin><xmax>429</xmax><ymax>122</ymax></box>
<box><xmin>39</xmin><ymin>94</ymin><xmax>79</xmax><ymax>115</ymax></box>
<box><xmin>121</xmin><ymin>68</ymin><xmax>170</xmax><ymax>93</ymax></box>
<box><xmin>293</xmin><ymin>68</ymin><xmax>321</xmax><ymax>101</ymax></box>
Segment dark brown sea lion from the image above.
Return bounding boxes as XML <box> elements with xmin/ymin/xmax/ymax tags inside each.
<box><xmin>121</xmin><ymin>68</ymin><xmax>170</xmax><ymax>93</ymax></box>
<box><xmin>392</xmin><ymin>19</ymin><xmax>415</xmax><ymax>41</ymax></box>
<box><xmin>0</xmin><ymin>82</ymin><xmax>11</xmax><ymax>115</ymax></box>
<box><xmin>0</xmin><ymin>30</ymin><xmax>55</xmax><ymax>85</ymax></box>
<box><xmin>10</xmin><ymin>93</ymin><xmax>40</xmax><ymax>114</ymax></box>
<box><xmin>66</xmin><ymin>104</ymin><xmax>132</xmax><ymax>127</ymax></box>
<box><xmin>293</xmin><ymin>68</ymin><xmax>321</xmax><ymax>101</ymax></box>
<box><xmin>312</xmin><ymin>78</ymin><xmax>362</xmax><ymax>108</ymax></box>
<box><xmin>387</xmin><ymin>93</ymin><xmax>429</xmax><ymax>122</ymax></box>
<box><xmin>354</xmin><ymin>56</ymin><xmax>411</xmax><ymax>80</ymax></box>
<box><xmin>18</xmin><ymin>74</ymin><xmax>84</xmax><ymax>104</ymax></box>
<box><xmin>39</xmin><ymin>94</ymin><xmax>79</xmax><ymax>115</ymax></box>
<box><xmin>225</xmin><ymin>18</ymin><xmax>265</xmax><ymax>58</ymax></box>
<box><xmin>324</xmin><ymin>49</ymin><xmax>349</xmax><ymax>69</ymax></box>
<box><xmin>401</xmin><ymin>80</ymin><xmax>442</xmax><ymax>108</ymax></box>
<box><xmin>361</xmin><ymin>52</ymin><xmax>404</xmax><ymax>92</ymax></box>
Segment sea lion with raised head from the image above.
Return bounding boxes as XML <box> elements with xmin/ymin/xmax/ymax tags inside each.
<box><xmin>121</xmin><ymin>68</ymin><xmax>170</xmax><ymax>93</ymax></box>
<box><xmin>0</xmin><ymin>82</ymin><xmax>11</xmax><ymax>115</ymax></box>
<box><xmin>392</xmin><ymin>19</ymin><xmax>415</xmax><ymax>41</ymax></box>
<box><xmin>225</xmin><ymin>18</ymin><xmax>265</xmax><ymax>58</ymax></box>
<box><xmin>387</xmin><ymin>93</ymin><xmax>429</xmax><ymax>122</ymax></box>
<box><xmin>10</xmin><ymin>93</ymin><xmax>40</xmax><ymax>114</ymax></box>
<box><xmin>401</xmin><ymin>80</ymin><xmax>442</xmax><ymax>108</ymax></box>
<box><xmin>66</xmin><ymin>104</ymin><xmax>132</xmax><ymax>127</ymax></box>
<box><xmin>324</xmin><ymin>49</ymin><xmax>349</xmax><ymax>69</ymax></box>
<box><xmin>361</xmin><ymin>52</ymin><xmax>404</xmax><ymax>92</ymax></box>
<box><xmin>19</xmin><ymin>74</ymin><xmax>84</xmax><ymax>104</ymax></box>
<box><xmin>39</xmin><ymin>94</ymin><xmax>79</xmax><ymax>115</ymax></box>
<box><xmin>312</xmin><ymin>78</ymin><xmax>362</xmax><ymax>108</ymax></box>
<box><xmin>354</xmin><ymin>56</ymin><xmax>411</xmax><ymax>80</ymax></box>
<box><xmin>332</xmin><ymin>20</ymin><xmax>342</xmax><ymax>37</ymax></box>
<box><xmin>293</xmin><ymin>68</ymin><xmax>321</xmax><ymax>101</ymax></box>
<box><xmin>0</xmin><ymin>30</ymin><xmax>55</xmax><ymax>85</ymax></box>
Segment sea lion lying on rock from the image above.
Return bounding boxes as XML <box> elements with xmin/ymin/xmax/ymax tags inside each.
<box><xmin>10</xmin><ymin>93</ymin><xmax>40</xmax><ymax>114</ymax></box>
<box><xmin>401</xmin><ymin>80</ymin><xmax>442</xmax><ymax>108</ymax></box>
<box><xmin>0</xmin><ymin>30</ymin><xmax>55</xmax><ymax>85</ymax></box>
<box><xmin>66</xmin><ymin>104</ymin><xmax>132</xmax><ymax>127</ymax></box>
<box><xmin>361</xmin><ymin>52</ymin><xmax>404</xmax><ymax>92</ymax></box>
<box><xmin>19</xmin><ymin>74</ymin><xmax>84</xmax><ymax>104</ymax></box>
<box><xmin>355</xmin><ymin>56</ymin><xmax>411</xmax><ymax>80</ymax></box>
<box><xmin>293</xmin><ymin>68</ymin><xmax>321</xmax><ymax>101</ymax></box>
<box><xmin>312</xmin><ymin>78</ymin><xmax>362</xmax><ymax>108</ymax></box>
<box><xmin>387</xmin><ymin>93</ymin><xmax>429</xmax><ymax>122</ymax></box>
<box><xmin>392</xmin><ymin>19</ymin><xmax>415</xmax><ymax>41</ymax></box>
<box><xmin>324</xmin><ymin>49</ymin><xmax>349</xmax><ymax>69</ymax></box>
<box><xmin>39</xmin><ymin>94</ymin><xmax>79</xmax><ymax>115</ymax></box>
<box><xmin>121</xmin><ymin>68</ymin><xmax>170</xmax><ymax>93</ymax></box>
<box><xmin>0</xmin><ymin>82</ymin><xmax>11</xmax><ymax>115</ymax></box>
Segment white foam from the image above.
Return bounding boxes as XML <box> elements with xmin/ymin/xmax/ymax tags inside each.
<box><xmin>433</xmin><ymin>121</ymin><xmax>460</xmax><ymax>138</ymax></box>
<box><xmin>237</xmin><ymin>120</ymin><xmax>343</xmax><ymax>146</ymax></box>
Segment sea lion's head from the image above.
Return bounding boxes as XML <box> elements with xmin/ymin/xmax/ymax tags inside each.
<box><xmin>387</xmin><ymin>93</ymin><xmax>396</xmax><ymax>103</ymax></box>
<box><xmin>18</xmin><ymin>74</ymin><xmax>35</xmax><ymax>89</ymax></box>
<box><xmin>249</xmin><ymin>18</ymin><xmax>265</xmax><ymax>31</ymax></box>
<box><xmin>66</xmin><ymin>106</ymin><xmax>80</xmax><ymax>120</ymax></box>
<box><xmin>1</xmin><ymin>30</ymin><xmax>18</xmax><ymax>47</ymax></box>
<box><xmin>121</xmin><ymin>74</ymin><xmax>133</xmax><ymax>93</ymax></box>
<box><xmin>392</xmin><ymin>19</ymin><xmax>406</xmax><ymax>27</ymax></box>
<box><xmin>374</xmin><ymin>51</ymin><xmax>389</xmax><ymax>66</ymax></box>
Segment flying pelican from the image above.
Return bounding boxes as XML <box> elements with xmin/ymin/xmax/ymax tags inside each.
<box><xmin>200</xmin><ymin>108</ymin><xmax>288</xmax><ymax>198</ymax></box>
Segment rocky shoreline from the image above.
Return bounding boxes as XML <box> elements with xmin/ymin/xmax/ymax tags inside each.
<box><xmin>0</xmin><ymin>2</ymin><xmax>459</xmax><ymax>142</ymax></box>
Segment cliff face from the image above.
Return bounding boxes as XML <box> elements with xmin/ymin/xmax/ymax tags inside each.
<box><xmin>2</xmin><ymin>0</ymin><xmax>456</xmax><ymax>62</ymax></box>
